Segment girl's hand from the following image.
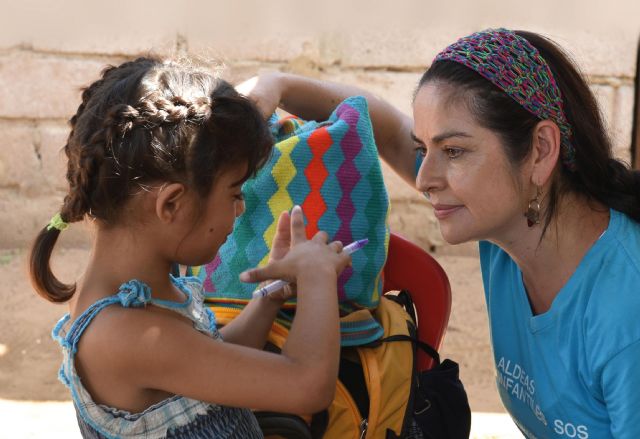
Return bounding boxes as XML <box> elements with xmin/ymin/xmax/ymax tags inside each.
<box><xmin>235</xmin><ymin>73</ymin><xmax>283</xmax><ymax>120</ymax></box>
<box><xmin>240</xmin><ymin>206</ymin><xmax>350</xmax><ymax>289</ymax></box>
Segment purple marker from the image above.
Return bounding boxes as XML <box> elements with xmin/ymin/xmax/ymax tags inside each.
<box><xmin>251</xmin><ymin>238</ymin><xmax>369</xmax><ymax>299</ymax></box>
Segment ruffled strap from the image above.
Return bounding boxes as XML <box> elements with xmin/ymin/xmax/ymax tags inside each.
<box><xmin>52</xmin><ymin>280</ymin><xmax>153</xmax><ymax>392</ymax></box>
<box><xmin>53</xmin><ymin>280</ymin><xmax>152</xmax><ymax>354</ymax></box>
<box><xmin>160</xmin><ymin>276</ymin><xmax>218</xmax><ymax>337</ymax></box>
<box><xmin>116</xmin><ymin>280</ymin><xmax>152</xmax><ymax>308</ymax></box>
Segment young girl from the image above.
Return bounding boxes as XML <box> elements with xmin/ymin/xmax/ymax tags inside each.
<box><xmin>30</xmin><ymin>57</ymin><xmax>351</xmax><ymax>438</ymax></box>
<box><xmin>240</xmin><ymin>29</ymin><xmax>640</xmax><ymax>437</ymax></box>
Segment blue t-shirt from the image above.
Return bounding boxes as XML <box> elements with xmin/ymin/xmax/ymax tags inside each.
<box><xmin>480</xmin><ymin>209</ymin><xmax>640</xmax><ymax>439</ymax></box>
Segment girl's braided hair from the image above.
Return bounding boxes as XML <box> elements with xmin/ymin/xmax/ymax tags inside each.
<box><xmin>30</xmin><ymin>56</ymin><xmax>273</xmax><ymax>302</ymax></box>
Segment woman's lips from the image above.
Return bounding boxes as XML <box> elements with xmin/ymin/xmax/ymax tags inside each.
<box><xmin>432</xmin><ymin>204</ymin><xmax>463</xmax><ymax>220</ymax></box>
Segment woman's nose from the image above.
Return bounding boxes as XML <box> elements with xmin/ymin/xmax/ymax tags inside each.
<box><xmin>416</xmin><ymin>151</ymin><xmax>444</xmax><ymax>196</ymax></box>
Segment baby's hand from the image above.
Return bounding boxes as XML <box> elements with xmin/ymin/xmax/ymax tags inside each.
<box><xmin>240</xmin><ymin>206</ymin><xmax>350</xmax><ymax>290</ymax></box>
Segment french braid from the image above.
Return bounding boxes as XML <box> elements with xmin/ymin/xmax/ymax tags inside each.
<box><xmin>30</xmin><ymin>56</ymin><xmax>273</xmax><ymax>302</ymax></box>
<box><xmin>61</xmin><ymin>58</ymin><xmax>158</xmax><ymax>224</ymax></box>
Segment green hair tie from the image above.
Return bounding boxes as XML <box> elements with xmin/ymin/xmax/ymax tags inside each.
<box><xmin>47</xmin><ymin>213</ymin><xmax>69</xmax><ymax>231</ymax></box>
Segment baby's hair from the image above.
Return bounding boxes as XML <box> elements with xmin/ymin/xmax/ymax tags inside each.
<box><xmin>30</xmin><ymin>56</ymin><xmax>273</xmax><ymax>303</ymax></box>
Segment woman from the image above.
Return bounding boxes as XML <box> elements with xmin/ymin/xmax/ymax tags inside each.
<box><xmin>239</xmin><ymin>29</ymin><xmax>640</xmax><ymax>438</ymax></box>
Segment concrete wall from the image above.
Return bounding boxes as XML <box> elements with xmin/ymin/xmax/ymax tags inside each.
<box><xmin>2</xmin><ymin>1</ymin><xmax>638</xmax><ymax>252</ymax></box>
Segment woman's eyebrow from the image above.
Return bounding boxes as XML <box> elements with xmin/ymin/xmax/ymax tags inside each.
<box><xmin>411</xmin><ymin>130</ymin><xmax>472</xmax><ymax>145</ymax></box>
<box><xmin>431</xmin><ymin>130</ymin><xmax>472</xmax><ymax>144</ymax></box>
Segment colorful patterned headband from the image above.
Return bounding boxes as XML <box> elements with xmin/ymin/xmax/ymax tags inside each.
<box><xmin>434</xmin><ymin>28</ymin><xmax>576</xmax><ymax>170</ymax></box>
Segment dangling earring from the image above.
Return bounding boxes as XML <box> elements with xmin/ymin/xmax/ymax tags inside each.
<box><xmin>525</xmin><ymin>186</ymin><xmax>542</xmax><ymax>227</ymax></box>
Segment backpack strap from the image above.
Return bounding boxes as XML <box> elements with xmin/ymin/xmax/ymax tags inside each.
<box><xmin>369</xmin><ymin>290</ymin><xmax>441</xmax><ymax>366</ymax></box>
<box><xmin>377</xmin><ymin>334</ymin><xmax>440</xmax><ymax>366</ymax></box>
<box><xmin>384</xmin><ymin>290</ymin><xmax>417</xmax><ymax>324</ymax></box>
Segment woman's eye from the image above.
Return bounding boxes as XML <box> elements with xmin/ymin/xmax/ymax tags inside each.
<box><xmin>415</xmin><ymin>146</ymin><xmax>427</xmax><ymax>157</ymax></box>
<box><xmin>445</xmin><ymin>147</ymin><xmax>464</xmax><ymax>159</ymax></box>
<box><xmin>233</xmin><ymin>193</ymin><xmax>244</xmax><ymax>201</ymax></box>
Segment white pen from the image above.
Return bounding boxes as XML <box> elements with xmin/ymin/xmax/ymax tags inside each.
<box><xmin>251</xmin><ymin>238</ymin><xmax>369</xmax><ymax>299</ymax></box>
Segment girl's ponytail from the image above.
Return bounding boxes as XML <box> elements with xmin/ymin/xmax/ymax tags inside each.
<box><xmin>28</xmin><ymin>62</ymin><xmax>107</xmax><ymax>303</ymax></box>
<box><xmin>29</xmin><ymin>215</ymin><xmax>75</xmax><ymax>303</ymax></box>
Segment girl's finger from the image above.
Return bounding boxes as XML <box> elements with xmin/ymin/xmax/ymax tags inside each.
<box><xmin>265</xmin><ymin>283</ymin><xmax>297</xmax><ymax>302</ymax></box>
<box><xmin>289</xmin><ymin>205</ymin><xmax>307</xmax><ymax>245</ymax></box>
<box><xmin>328</xmin><ymin>240</ymin><xmax>344</xmax><ymax>253</ymax></box>
<box><xmin>270</xmin><ymin>211</ymin><xmax>291</xmax><ymax>262</ymax></box>
<box><xmin>284</xmin><ymin>283</ymin><xmax>296</xmax><ymax>297</ymax></box>
<box><xmin>240</xmin><ymin>263</ymin><xmax>287</xmax><ymax>284</ymax></box>
<box><xmin>275</xmin><ymin>210</ymin><xmax>291</xmax><ymax>238</ymax></box>
<box><xmin>311</xmin><ymin>230</ymin><xmax>329</xmax><ymax>244</ymax></box>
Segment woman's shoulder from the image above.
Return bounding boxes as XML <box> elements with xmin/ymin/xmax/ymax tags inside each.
<box><xmin>576</xmin><ymin>210</ymin><xmax>640</xmax><ymax>308</ymax></box>
<box><xmin>579</xmin><ymin>210</ymin><xmax>640</xmax><ymax>306</ymax></box>
<box><xmin>580</xmin><ymin>212</ymin><xmax>640</xmax><ymax>356</ymax></box>
<box><xmin>606</xmin><ymin>209</ymin><xmax>640</xmax><ymax>268</ymax></box>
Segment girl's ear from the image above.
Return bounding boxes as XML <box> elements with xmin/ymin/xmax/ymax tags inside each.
<box><xmin>155</xmin><ymin>183</ymin><xmax>188</xmax><ymax>224</ymax></box>
<box><xmin>530</xmin><ymin>120</ymin><xmax>562</xmax><ymax>186</ymax></box>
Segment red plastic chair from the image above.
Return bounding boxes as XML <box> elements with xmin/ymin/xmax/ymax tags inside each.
<box><xmin>382</xmin><ymin>233</ymin><xmax>452</xmax><ymax>372</ymax></box>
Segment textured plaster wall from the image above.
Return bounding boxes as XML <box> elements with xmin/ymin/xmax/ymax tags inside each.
<box><xmin>1</xmin><ymin>1</ymin><xmax>638</xmax><ymax>253</ymax></box>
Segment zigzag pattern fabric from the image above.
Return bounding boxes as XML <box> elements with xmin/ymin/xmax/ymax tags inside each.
<box><xmin>188</xmin><ymin>97</ymin><xmax>390</xmax><ymax>343</ymax></box>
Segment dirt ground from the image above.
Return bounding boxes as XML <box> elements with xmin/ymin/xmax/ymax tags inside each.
<box><xmin>0</xmin><ymin>244</ymin><xmax>504</xmax><ymax>416</ymax></box>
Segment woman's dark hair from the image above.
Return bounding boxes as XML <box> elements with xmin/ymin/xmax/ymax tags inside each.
<box><xmin>417</xmin><ymin>30</ymin><xmax>640</xmax><ymax>234</ymax></box>
<box><xmin>30</xmin><ymin>57</ymin><xmax>273</xmax><ymax>303</ymax></box>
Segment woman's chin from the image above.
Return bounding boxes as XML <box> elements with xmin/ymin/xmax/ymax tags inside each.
<box><xmin>439</xmin><ymin>226</ymin><xmax>475</xmax><ymax>246</ymax></box>
<box><xmin>442</xmin><ymin>236</ymin><xmax>468</xmax><ymax>246</ymax></box>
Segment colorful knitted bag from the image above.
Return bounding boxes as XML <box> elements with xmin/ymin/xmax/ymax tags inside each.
<box><xmin>188</xmin><ymin>96</ymin><xmax>390</xmax><ymax>346</ymax></box>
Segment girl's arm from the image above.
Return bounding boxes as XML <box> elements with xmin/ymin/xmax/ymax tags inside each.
<box><xmin>101</xmin><ymin>207</ymin><xmax>348</xmax><ymax>414</ymax></box>
<box><xmin>215</xmin><ymin>295</ymin><xmax>282</xmax><ymax>349</ymax></box>
<box><xmin>238</xmin><ymin>72</ymin><xmax>418</xmax><ymax>186</ymax></box>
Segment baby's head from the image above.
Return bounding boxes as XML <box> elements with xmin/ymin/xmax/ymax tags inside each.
<box><xmin>31</xmin><ymin>56</ymin><xmax>273</xmax><ymax>302</ymax></box>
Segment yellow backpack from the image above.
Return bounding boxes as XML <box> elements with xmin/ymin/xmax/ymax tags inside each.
<box><xmin>210</xmin><ymin>294</ymin><xmax>422</xmax><ymax>439</ymax></box>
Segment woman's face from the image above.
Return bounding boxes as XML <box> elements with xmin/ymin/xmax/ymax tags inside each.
<box><xmin>412</xmin><ymin>82</ymin><xmax>529</xmax><ymax>245</ymax></box>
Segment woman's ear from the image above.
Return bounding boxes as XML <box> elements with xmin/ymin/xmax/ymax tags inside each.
<box><xmin>155</xmin><ymin>183</ymin><xmax>188</xmax><ymax>224</ymax></box>
<box><xmin>530</xmin><ymin>120</ymin><xmax>562</xmax><ymax>186</ymax></box>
